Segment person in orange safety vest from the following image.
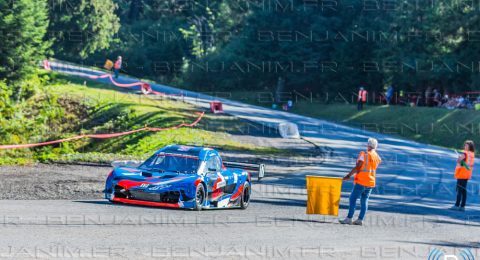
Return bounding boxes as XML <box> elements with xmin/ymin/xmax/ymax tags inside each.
<box><xmin>357</xmin><ymin>86</ymin><xmax>368</xmax><ymax>111</ymax></box>
<box><xmin>450</xmin><ymin>140</ymin><xmax>475</xmax><ymax>212</ymax></box>
<box><xmin>114</xmin><ymin>56</ymin><xmax>122</xmax><ymax>79</ymax></box>
<box><xmin>339</xmin><ymin>138</ymin><xmax>381</xmax><ymax>226</ymax></box>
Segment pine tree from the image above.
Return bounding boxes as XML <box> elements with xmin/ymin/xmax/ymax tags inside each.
<box><xmin>48</xmin><ymin>0</ymin><xmax>120</xmax><ymax>59</ymax></box>
<box><xmin>0</xmin><ymin>0</ymin><xmax>50</xmax><ymax>81</ymax></box>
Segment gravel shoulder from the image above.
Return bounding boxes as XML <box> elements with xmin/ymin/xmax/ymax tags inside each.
<box><xmin>0</xmin><ymin>164</ymin><xmax>108</xmax><ymax>200</ymax></box>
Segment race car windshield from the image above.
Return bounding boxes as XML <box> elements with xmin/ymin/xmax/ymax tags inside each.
<box><xmin>139</xmin><ymin>153</ymin><xmax>199</xmax><ymax>174</ymax></box>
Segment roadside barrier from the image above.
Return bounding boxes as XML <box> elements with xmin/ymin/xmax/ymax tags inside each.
<box><xmin>86</xmin><ymin>73</ymin><xmax>154</xmax><ymax>95</ymax></box>
<box><xmin>0</xmin><ymin>112</ymin><xmax>204</xmax><ymax>150</ymax></box>
<box><xmin>43</xmin><ymin>60</ymin><xmax>183</xmax><ymax>97</ymax></box>
<box><xmin>43</xmin><ymin>60</ymin><xmax>51</xmax><ymax>71</ymax></box>
<box><xmin>209</xmin><ymin>101</ymin><xmax>224</xmax><ymax>113</ymax></box>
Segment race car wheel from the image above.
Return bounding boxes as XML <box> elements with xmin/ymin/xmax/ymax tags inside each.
<box><xmin>240</xmin><ymin>182</ymin><xmax>251</xmax><ymax>209</ymax></box>
<box><xmin>194</xmin><ymin>184</ymin><xmax>205</xmax><ymax>211</ymax></box>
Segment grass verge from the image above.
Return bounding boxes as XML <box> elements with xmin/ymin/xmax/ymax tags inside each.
<box><xmin>0</xmin><ymin>73</ymin><xmax>281</xmax><ymax>165</ymax></box>
<box><xmin>227</xmin><ymin>91</ymin><xmax>480</xmax><ymax>150</ymax></box>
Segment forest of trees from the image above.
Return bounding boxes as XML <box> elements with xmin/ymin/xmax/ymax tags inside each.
<box><xmin>2</xmin><ymin>0</ymin><xmax>480</xmax><ymax>95</ymax></box>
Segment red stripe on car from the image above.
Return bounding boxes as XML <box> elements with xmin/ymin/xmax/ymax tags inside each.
<box><xmin>211</xmin><ymin>189</ymin><xmax>223</xmax><ymax>200</ymax></box>
<box><xmin>230</xmin><ymin>184</ymin><xmax>244</xmax><ymax>201</ymax></box>
<box><xmin>213</xmin><ymin>178</ymin><xmax>221</xmax><ymax>189</ymax></box>
<box><xmin>112</xmin><ymin>198</ymin><xmax>180</xmax><ymax>208</ymax></box>
<box><xmin>117</xmin><ymin>180</ymin><xmax>150</xmax><ymax>189</ymax></box>
<box><xmin>194</xmin><ymin>178</ymin><xmax>202</xmax><ymax>187</ymax></box>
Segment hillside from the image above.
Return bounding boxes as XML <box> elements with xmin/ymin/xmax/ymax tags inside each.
<box><xmin>0</xmin><ymin>71</ymin><xmax>277</xmax><ymax>165</ymax></box>
<box><xmin>228</xmin><ymin>91</ymin><xmax>480</xmax><ymax>150</ymax></box>
<box><xmin>291</xmin><ymin>103</ymin><xmax>480</xmax><ymax>150</ymax></box>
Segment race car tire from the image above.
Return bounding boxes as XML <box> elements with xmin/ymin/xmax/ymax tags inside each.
<box><xmin>194</xmin><ymin>184</ymin><xmax>205</xmax><ymax>211</ymax></box>
<box><xmin>240</xmin><ymin>182</ymin><xmax>251</xmax><ymax>209</ymax></box>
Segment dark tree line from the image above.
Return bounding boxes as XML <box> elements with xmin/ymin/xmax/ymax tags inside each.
<box><xmin>2</xmin><ymin>0</ymin><xmax>480</xmax><ymax>95</ymax></box>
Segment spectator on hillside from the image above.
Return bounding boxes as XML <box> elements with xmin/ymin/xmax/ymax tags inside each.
<box><xmin>464</xmin><ymin>96</ymin><xmax>474</xmax><ymax>109</ymax></box>
<box><xmin>407</xmin><ymin>93</ymin><xmax>418</xmax><ymax>107</ymax></box>
<box><xmin>456</xmin><ymin>96</ymin><xmax>466</xmax><ymax>108</ymax></box>
<box><xmin>433</xmin><ymin>89</ymin><xmax>442</xmax><ymax>107</ymax></box>
<box><xmin>416</xmin><ymin>92</ymin><xmax>423</xmax><ymax>106</ymax></box>
<box><xmin>474</xmin><ymin>96</ymin><xmax>480</xmax><ymax>110</ymax></box>
<box><xmin>473</xmin><ymin>96</ymin><xmax>480</xmax><ymax>105</ymax></box>
<box><xmin>114</xmin><ymin>56</ymin><xmax>122</xmax><ymax>79</ymax></box>
<box><xmin>357</xmin><ymin>86</ymin><xmax>367</xmax><ymax>111</ymax></box>
<box><xmin>442</xmin><ymin>96</ymin><xmax>459</xmax><ymax>110</ymax></box>
<box><xmin>442</xmin><ymin>94</ymin><xmax>449</xmax><ymax>105</ymax></box>
<box><xmin>385</xmin><ymin>85</ymin><xmax>394</xmax><ymax>105</ymax></box>
<box><xmin>398</xmin><ymin>93</ymin><xmax>408</xmax><ymax>106</ymax></box>
<box><xmin>425</xmin><ymin>86</ymin><xmax>433</xmax><ymax>106</ymax></box>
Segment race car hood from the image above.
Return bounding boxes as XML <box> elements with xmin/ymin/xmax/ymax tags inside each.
<box><xmin>111</xmin><ymin>167</ymin><xmax>199</xmax><ymax>190</ymax></box>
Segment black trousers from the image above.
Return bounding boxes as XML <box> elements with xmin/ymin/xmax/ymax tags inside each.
<box><xmin>357</xmin><ymin>100</ymin><xmax>364</xmax><ymax>110</ymax></box>
<box><xmin>455</xmin><ymin>179</ymin><xmax>468</xmax><ymax>207</ymax></box>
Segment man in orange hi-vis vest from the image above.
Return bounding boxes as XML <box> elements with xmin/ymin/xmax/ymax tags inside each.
<box><xmin>339</xmin><ymin>138</ymin><xmax>381</xmax><ymax>226</ymax></box>
<box><xmin>450</xmin><ymin>140</ymin><xmax>475</xmax><ymax>212</ymax></box>
<box><xmin>114</xmin><ymin>56</ymin><xmax>122</xmax><ymax>79</ymax></box>
<box><xmin>357</xmin><ymin>86</ymin><xmax>367</xmax><ymax>111</ymax></box>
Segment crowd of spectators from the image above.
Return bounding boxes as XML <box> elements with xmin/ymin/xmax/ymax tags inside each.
<box><xmin>387</xmin><ymin>86</ymin><xmax>480</xmax><ymax>110</ymax></box>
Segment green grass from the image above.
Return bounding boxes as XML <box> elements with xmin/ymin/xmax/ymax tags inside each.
<box><xmin>0</xmin><ymin>73</ymin><xmax>281</xmax><ymax>165</ymax></box>
<box><xmin>227</xmin><ymin>91</ymin><xmax>480</xmax><ymax>150</ymax></box>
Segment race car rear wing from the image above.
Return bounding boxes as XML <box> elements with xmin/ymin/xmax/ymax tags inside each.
<box><xmin>223</xmin><ymin>161</ymin><xmax>265</xmax><ymax>181</ymax></box>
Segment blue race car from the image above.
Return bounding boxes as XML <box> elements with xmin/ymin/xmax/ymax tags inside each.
<box><xmin>104</xmin><ymin>145</ymin><xmax>264</xmax><ymax>210</ymax></box>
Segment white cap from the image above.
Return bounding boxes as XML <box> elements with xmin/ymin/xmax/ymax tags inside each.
<box><xmin>368</xmin><ymin>138</ymin><xmax>378</xmax><ymax>149</ymax></box>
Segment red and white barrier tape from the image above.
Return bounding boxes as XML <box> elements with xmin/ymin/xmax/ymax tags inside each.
<box><xmin>43</xmin><ymin>60</ymin><xmax>51</xmax><ymax>71</ymax></box>
<box><xmin>0</xmin><ymin>112</ymin><xmax>204</xmax><ymax>150</ymax></box>
<box><xmin>44</xmin><ymin>60</ymin><xmax>183</xmax><ymax>97</ymax></box>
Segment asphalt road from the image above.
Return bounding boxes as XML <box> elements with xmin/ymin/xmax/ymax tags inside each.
<box><xmin>0</xmin><ymin>197</ymin><xmax>477</xmax><ymax>259</ymax></box>
<box><xmin>1</xmin><ymin>61</ymin><xmax>476</xmax><ymax>259</ymax></box>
